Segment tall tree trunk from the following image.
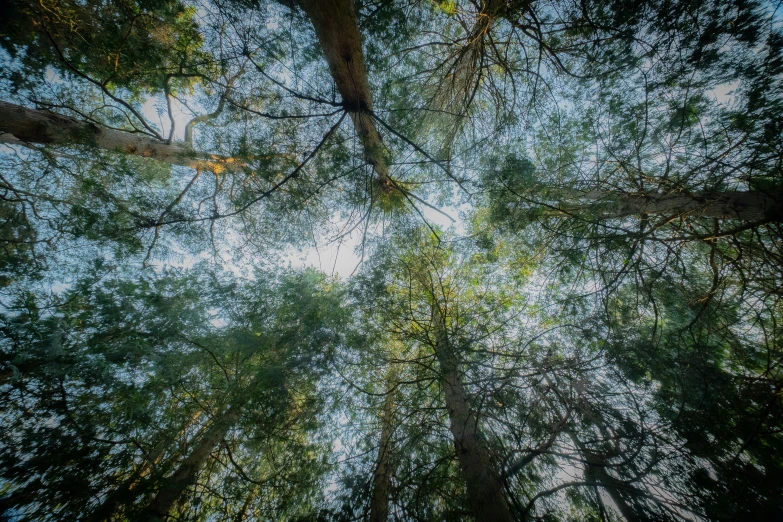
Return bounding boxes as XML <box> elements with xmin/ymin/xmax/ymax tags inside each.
<box><xmin>85</xmin><ymin>446</ymin><xmax>165</xmax><ymax>522</ymax></box>
<box><xmin>143</xmin><ymin>410</ymin><xmax>239</xmax><ymax>521</ymax></box>
<box><xmin>428</xmin><ymin>0</ymin><xmax>505</xmax><ymax>158</ymax></box>
<box><xmin>565</xmin><ymin>189</ymin><xmax>783</xmax><ymax>222</ymax></box>
<box><xmin>567</xmin><ymin>431</ymin><xmax>648</xmax><ymax>522</ymax></box>
<box><xmin>432</xmin><ymin>307</ymin><xmax>513</xmax><ymax>522</ymax></box>
<box><xmin>233</xmin><ymin>484</ymin><xmax>259</xmax><ymax>522</ymax></box>
<box><xmin>296</xmin><ymin>0</ymin><xmax>390</xmax><ymax>180</ymax></box>
<box><xmin>84</xmin><ymin>412</ymin><xmax>204</xmax><ymax>522</ymax></box>
<box><xmin>540</xmin><ymin>373</ymin><xmax>649</xmax><ymax>522</ymax></box>
<box><xmin>0</xmin><ymin>101</ymin><xmax>241</xmax><ymax>172</ymax></box>
<box><xmin>369</xmin><ymin>369</ymin><xmax>397</xmax><ymax>522</ymax></box>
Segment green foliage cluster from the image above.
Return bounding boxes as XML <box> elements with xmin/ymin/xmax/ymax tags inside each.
<box><xmin>0</xmin><ymin>0</ymin><xmax>782</xmax><ymax>520</ymax></box>
<box><xmin>1</xmin><ymin>0</ymin><xmax>206</xmax><ymax>95</ymax></box>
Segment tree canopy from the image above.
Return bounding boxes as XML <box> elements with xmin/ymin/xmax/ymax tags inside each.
<box><xmin>0</xmin><ymin>0</ymin><xmax>781</xmax><ymax>520</ymax></box>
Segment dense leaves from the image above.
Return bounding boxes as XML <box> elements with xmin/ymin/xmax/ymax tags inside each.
<box><xmin>1</xmin><ymin>0</ymin><xmax>781</xmax><ymax>521</ymax></box>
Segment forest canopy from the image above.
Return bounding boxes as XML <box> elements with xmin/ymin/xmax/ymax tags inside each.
<box><xmin>0</xmin><ymin>0</ymin><xmax>781</xmax><ymax>520</ymax></box>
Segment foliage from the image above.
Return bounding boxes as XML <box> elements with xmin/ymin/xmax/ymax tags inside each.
<box><xmin>1</xmin><ymin>0</ymin><xmax>782</xmax><ymax>520</ymax></box>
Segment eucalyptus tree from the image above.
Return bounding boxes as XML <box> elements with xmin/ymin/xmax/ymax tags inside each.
<box><xmin>594</xmin><ymin>271</ymin><xmax>783</xmax><ymax>521</ymax></box>
<box><xmin>522</xmin><ymin>348</ymin><xmax>686</xmax><ymax>522</ymax></box>
<box><xmin>3</xmin><ymin>0</ymin><xmax>781</xmax><ymax>266</ymax></box>
<box><xmin>321</xmin><ymin>334</ymin><xmax>406</xmax><ymax>522</ymax></box>
<box><xmin>0</xmin><ymin>264</ymin><xmax>347</xmax><ymax>521</ymax></box>
<box><xmin>1</xmin><ymin>0</ymin><xmax>782</xmax><ymax>521</ymax></box>
<box><xmin>0</xmin><ymin>0</ymin><xmax>452</xmax><ymax>279</ymax></box>
<box><xmin>351</xmin><ymin>227</ymin><xmax>530</xmax><ymax>520</ymax></box>
<box><xmin>351</xmin><ymin>224</ymin><xmax>782</xmax><ymax>521</ymax></box>
<box><xmin>475</xmin><ymin>205</ymin><xmax>783</xmax><ymax>520</ymax></box>
<box><xmin>475</xmin><ymin>0</ymin><xmax>783</xmax><ymax>289</ymax></box>
<box><xmin>468</xmin><ymin>6</ymin><xmax>783</xmax><ymax>517</ymax></box>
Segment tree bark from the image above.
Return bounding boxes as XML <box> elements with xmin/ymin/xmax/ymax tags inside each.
<box><xmin>369</xmin><ymin>376</ymin><xmax>396</xmax><ymax>522</ymax></box>
<box><xmin>432</xmin><ymin>307</ymin><xmax>513</xmax><ymax>522</ymax></box>
<box><xmin>296</xmin><ymin>0</ymin><xmax>390</xmax><ymax>180</ymax></box>
<box><xmin>143</xmin><ymin>410</ymin><xmax>239</xmax><ymax>521</ymax></box>
<box><xmin>568</xmin><ymin>432</ymin><xmax>649</xmax><ymax>522</ymax></box>
<box><xmin>84</xmin><ymin>412</ymin><xmax>204</xmax><ymax>522</ymax></box>
<box><xmin>0</xmin><ymin>101</ymin><xmax>242</xmax><ymax>173</ymax></box>
<box><xmin>567</xmin><ymin>189</ymin><xmax>783</xmax><ymax>222</ymax></box>
<box><xmin>84</xmin><ymin>450</ymin><xmax>163</xmax><ymax>522</ymax></box>
<box><xmin>539</xmin><ymin>373</ymin><xmax>650</xmax><ymax>522</ymax></box>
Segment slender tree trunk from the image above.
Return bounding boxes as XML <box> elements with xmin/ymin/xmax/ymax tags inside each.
<box><xmin>233</xmin><ymin>484</ymin><xmax>259</xmax><ymax>522</ymax></box>
<box><xmin>567</xmin><ymin>432</ymin><xmax>648</xmax><ymax>522</ymax></box>
<box><xmin>143</xmin><ymin>410</ymin><xmax>239</xmax><ymax>521</ymax></box>
<box><xmin>566</xmin><ymin>189</ymin><xmax>783</xmax><ymax>222</ymax></box>
<box><xmin>84</xmin><ymin>449</ymin><xmax>163</xmax><ymax>522</ymax></box>
<box><xmin>296</xmin><ymin>0</ymin><xmax>390</xmax><ymax>180</ymax></box>
<box><xmin>0</xmin><ymin>101</ymin><xmax>242</xmax><ymax>172</ymax></box>
<box><xmin>432</xmin><ymin>307</ymin><xmax>513</xmax><ymax>522</ymax></box>
<box><xmin>435</xmin><ymin>0</ymin><xmax>503</xmax><ymax>107</ymax></box>
<box><xmin>84</xmin><ymin>412</ymin><xmax>204</xmax><ymax>522</ymax></box>
<box><xmin>369</xmin><ymin>370</ymin><xmax>397</xmax><ymax>522</ymax></box>
<box><xmin>539</xmin><ymin>373</ymin><xmax>649</xmax><ymax>522</ymax></box>
<box><xmin>428</xmin><ymin>0</ymin><xmax>505</xmax><ymax>157</ymax></box>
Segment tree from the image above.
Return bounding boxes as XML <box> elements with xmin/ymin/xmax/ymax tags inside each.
<box><xmin>368</xmin><ymin>366</ymin><xmax>398</xmax><ymax>522</ymax></box>
<box><xmin>354</xmin><ymin>229</ymin><xmax>520</xmax><ymax>521</ymax></box>
<box><xmin>0</xmin><ymin>100</ymin><xmax>239</xmax><ymax>171</ymax></box>
<box><xmin>0</xmin><ymin>265</ymin><xmax>347</xmax><ymax>520</ymax></box>
<box><xmin>2</xmin><ymin>0</ymin><xmax>782</xmax><ymax>520</ymax></box>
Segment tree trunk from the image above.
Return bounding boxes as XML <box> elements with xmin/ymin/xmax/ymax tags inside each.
<box><xmin>296</xmin><ymin>0</ymin><xmax>390</xmax><ymax>180</ymax></box>
<box><xmin>84</xmin><ymin>451</ymin><xmax>162</xmax><ymax>522</ymax></box>
<box><xmin>0</xmin><ymin>101</ymin><xmax>241</xmax><ymax>173</ymax></box>
<box><xmin>84</xmin><ymin>412</ymin><xmax>204</xmax><ymax>522</ymax></box>
<box><xmin>568</xmin><ymin>432</ymin><xmax>648</xmax><ymax>522</ymax></box>
<box><xmin>568</xmin><ymin>189</ymin><xmax>783</xmax><ymax>222</ymax></box>
<box><xmin>433</xmin><ymin>308</ymin><xmax>513</xmax><ymax>522</ymax></box>
<box><xmin>539</xmin><ymin>373</ymin><xmax>649</xmax><ymax>522</ymax></box>
<box><xmin>369</xmin><ymin>371</ymin><xmax>397</xmax><ymax>522</ymax></box>
<box><xmin>143</xmin><ymin>410</ymin><xmax>239</xmax><ymax>521</ymax></box>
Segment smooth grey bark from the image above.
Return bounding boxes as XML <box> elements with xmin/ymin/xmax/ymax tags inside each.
<box><xmin>568</xmin><ymin>431</ymin><xmax>649</xmax><ymax>522</ymax></box>
<box><xmin>143</xmin><ymin>410</ymin><xmax>239</xmax><ymax>521</ymax></box>
<box><xmin>540</xmin><ymin>373</ymin><xmax>649</xmax><ymax>522</ymax></box>
<box><xmin>369</xmin><ymin>374</ymin><xmax>396</xmax><ymax>522</ymax></box>
<box><xmin>84</xmin><ymin>412</ymin><xmax>205</xmax><ymax>522</ymax></box>
<box><xmin>0</xmin><ymin>100</ymin><xmax>242</xmax><ymax>172</ymax></box>
<box><xmin>432</xmin><ymin>306</ymin><xmax>513</xmax><ymax>522</ymax></box>
<box><xmin>296</xmin><ymin>0</ymin><xmax>391</xmax><ymax>180</ymax></box>
<box><xmin>565</xmin><ymin>189</ymin><xmax>783</xmax><ymax>222</ymax></box>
